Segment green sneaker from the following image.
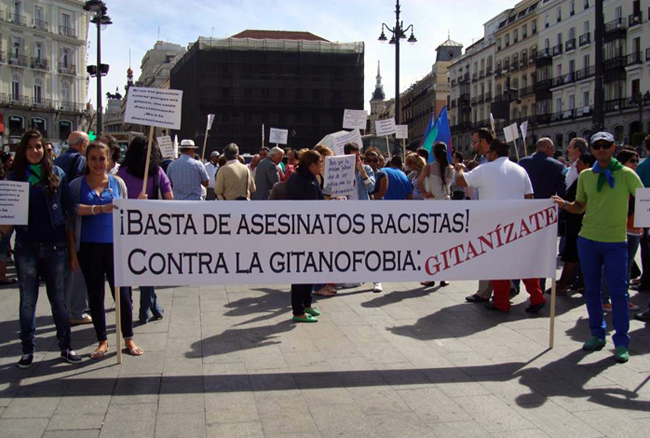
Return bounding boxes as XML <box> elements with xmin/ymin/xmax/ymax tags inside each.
<box><xmin>292</xmin><ymin>314</ymin><xmax>318</xmax><ymax>323</ymax></box>
<box><xmin>614</xmin><ymin>346</ymin><xmax>629</xmax><ymax>363</ymax></box>
<box><xmin>582</xmin><ymin>337</ymin><xmax>606</xmax><ymax>351</ymax></box>
<box><xmin>304</xmin><ymin>307</ymin><xmax>321</xmax><ymax>317</ymax></box>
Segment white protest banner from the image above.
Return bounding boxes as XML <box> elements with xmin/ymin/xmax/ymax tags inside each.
<box><xmin>269</xmin><ymin>128</ymin><xmax>288</xmax><ymax>145</ymax></box>
<box><xmin>332</xmin><ymin>129</ymin><xmax>363</xmax><ymax>156</ymax></box>
<box><xmin>396</xmin><ymin>125</ymin><xmax>409</xmax><ymax>140</ymax></box>
<box><xmin>520</xmin><ymin>121</ymin><xmax>529</xmax><ymax>139</ymax></box>
<box><xmin>207</xmin><ymin>114</ymin><xmax>215</xmax><ymax>131</ymax></box>
<box><xmin>343</xmin><ymin>109</ymin><xmax>368</xmax><ymax>130</ymax></box>
<box><xmin>157</xmin><ymin>136</ymin><xmax>174</xmax><ymax>160</ymax></box>
<box><xmin>323</xmin><ymin>155</ymin><xmax>356</xmax><ymax>198</ymax></box>
<box><xmin>634</xmin><ymin>188</ymin><xmax>650</xmax><ymax>227</ymax></box>
<box><xmin>503</xmin><ymin>122</ymin><xmax>520</xmax><ymax>143</ymax></box>
<box><xmin>0</xmin><ymin>181</ymin><xmax>29</xmax><ymax>225</ymax></box>
<box><xmin>113</xmin><ymin>199</ymin><xmax>558</xmax><ymax>287</ymax></box>
<box><xmin>124</xmin><ymin>87</ymin><xmax>183</xmax><ymax>130</ymax></box>
<box><xmin>375</xmin><ymin>118</ymin><xmax>396</xmax><ymax>136</ymax></box>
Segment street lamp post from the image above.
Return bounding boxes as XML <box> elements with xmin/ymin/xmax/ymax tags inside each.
<box><xmin>84</xmin><ymin>0</ymin><xmax>112</xmax><ymax>135</ymax></box>
<box><xmin>378</xmin><ymin>0</ymin><xmax>417</xmax><ymax>125</ymax></box>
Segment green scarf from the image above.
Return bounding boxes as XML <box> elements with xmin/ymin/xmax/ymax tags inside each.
<box><xmin>27</xmin><ymin>164</ymin><xmax>43</xmax><ymax>186</ymax></box>
<box><xmin>592</xmin><ymin>158</ymin><xmax>623</xmax><ymax>192</ymax></box>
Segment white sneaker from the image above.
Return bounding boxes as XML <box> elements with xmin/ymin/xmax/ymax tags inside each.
<box><xmin>372</xmin><ymin>282</ymin><xmax>383</xmax><ymax>293</ymax></box>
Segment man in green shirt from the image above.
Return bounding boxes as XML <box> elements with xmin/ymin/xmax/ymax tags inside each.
<box><xmin>552</xmin><ymin>132</ymin><xmax>643</xmax><ymax>363</ymax></box>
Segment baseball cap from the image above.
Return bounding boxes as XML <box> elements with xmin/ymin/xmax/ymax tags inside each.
<box><xmin>590</xmin><ymin>131</ymin><xmax>614</xmax><ymax>144</ymax></box>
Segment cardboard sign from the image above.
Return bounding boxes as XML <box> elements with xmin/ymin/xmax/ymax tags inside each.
<box><xmin>520</xmin><ymin>120</ymin><xmax>529</xmax><ymax>139</ymax></box>
<box><xmin>207</xmin><ymin>114</ymin><xmax>215</xmax><ymax>130</ymax></box>
<box><xmin>124</xmin><ymin>87</ymin><xmax>183</xmax><ymax>129</ymax></box>
<box><xmin>0</xmin><ymin>181</ymin><xmax>30</xmax><ymax>225</ymax></box>
<box><xmin>113</xmin><ymin>199</ymin><xmax>558</xmax><ymax>287</ymax></box>
<box><xmin>323</xmin><ymin>155</ymin><xmax>356</xmax><ymax>198</ymax></box>
<box><xmin>269</xmin><ymin>128</ymin><xmax>288</xmax><ymax>145</ymax></box>
<box><xmin>332</xmin><ymin>129</ymin><xmax>363</xmax><ymax>156</ymax></box>
<box><xmin>375</xmin><ymin>118</ymin><xmax>396</xmax><ymax>136</ymax></box>
<box><xmin>634</xmin><ymin>188</ymin><xmax>650</xmax><ymax>227</ymax></box>
<box><xmin>396</xmin><ymin>125</ymin><xmax>409</xmax><ymax>140</ymax></box>
<box><xmin>157</xmin><ymin>136</ymin><xmax>175</xmax><ymax>160</ymax></box>
<box><xmin>343</xmin><ymin>109</ymin><xmax>368</xmax><ymax>130</ymax></box>
<box><xmin>503</xmin><ymin>122</ymin><xmax>520</xmax><ymax>143</ymax></box>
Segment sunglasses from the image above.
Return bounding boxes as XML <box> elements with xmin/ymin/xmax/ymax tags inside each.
<box><xmin>591</xmin><ymin>142</ymin><xmax>613</xmax><ymax>150</ymax></box>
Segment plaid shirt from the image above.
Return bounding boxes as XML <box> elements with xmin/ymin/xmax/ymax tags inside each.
<box><xmin>166</xmin><ymin>154</ymin><xmax>209</xmax><ymax>200</ymax></box>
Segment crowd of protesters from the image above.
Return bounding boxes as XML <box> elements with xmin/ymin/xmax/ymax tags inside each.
<box><xmin>1</xmin><ymin>127</ymin><xmax>650</xmax><ymax>368</ymax></box>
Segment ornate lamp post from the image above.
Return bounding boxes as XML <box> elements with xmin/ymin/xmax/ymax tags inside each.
<box><xmin>84</xmin><ymin>0</ymin><xmax>112</xmax><ymax>135</ymax></box>
<box><xmin>378</xmin><ymin>0</ymin><xmax>417</xmax><ymax>125</ymax></box>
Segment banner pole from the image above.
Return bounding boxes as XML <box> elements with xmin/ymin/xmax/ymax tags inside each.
<box><xmin>513</xmin><ymin>140</ymin><xmax>520</xmax><ymax>161</ymax></box>
<box><xmin>115</xmin><ymin>286</ymin><xmax>123</xmax><ymax>364</ymax></box>
<box><xmin>200</xmin><ymin>125</ymin><xmax>209</xmax><ymax>162</ymax></box>
<box><xmin>141</xmin><ymin>126</ymin><xmax>155</xmax><ymax>197</ymax></box>
<box><xmin>549</xmin><ymin>277</ymin><xmax>557</xmax><ymax>349</ymax></box>
<box><xmin>402</xmin><ymin>139</ymin><xmax>406</xmax><ymax>161</ymax></box>
<box><xmin>386</xmin><ymin>135</ymin><xmax>391</xmax><ymax>159</ymax></box>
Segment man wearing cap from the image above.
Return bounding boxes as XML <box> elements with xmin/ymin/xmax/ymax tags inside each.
<box><xmin>205</xmin><ymin>151</ymin><xmax>220</xmax><ymax>200</ymax></box>
<box><xmin>553</xmin><ymin>132</ymin><xmax>644</xmax><ymax>363</ymax></box>
<box><xmin>166</xmin><ymin>139</ymin><xmax>210</xmax><ymax>201</ymax></box>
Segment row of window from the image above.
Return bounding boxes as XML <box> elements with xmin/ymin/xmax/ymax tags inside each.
<box><xmin>4</xmin><ymin>115</ymin><xmax>74</xmax><ymax>140</ymax></box>
<box><xmin>5</xmin><ymin>0</ymin><xmax>77</xmax><ymax>36</ymax></box>
<box><xmin>0</xmin><ymin>36</ymin><xmax>76</xmax><ymax>71</ymax></box>
<box><xmin>5</xmin><ymin>74</ymin><xmax>72</xmax><ymax>102</ymax></box>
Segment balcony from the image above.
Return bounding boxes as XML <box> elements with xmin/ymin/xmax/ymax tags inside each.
<box><xmin>536</xmin><ymin>49</ymin><xmax>552</xmax><ymax>65</ymax></box>
<box><xmin>628</xmin><ymin>52</ymin><xmax>643</xmax><ymax>66</ymax></box>
<box><xmin>7</xmin><ymin>12</ymin><xmax>26</xmax><ymax>26</ymax></box>
<box><xmin>604</xmin><ymin>55</ymin><xmax>627</xmax><ymax>71</ymax></box>
<box><xmin>486</xmin><ymin>66</ymin><xmax>493</xmax><ymax>75</ymax></box>
<box><xmin>472</xmin><ymin>73</ymin><xmax>478</xmax><ymax>82</ymax></box>
<box><xmin>59</xmin><ymin>101</ymin><xmax>85</xmax><ymax>112</ymax></box>
<box><xmin>519</xmin><ymin>86</ymin><xmax>534</xmax><ymax>97</ymax></box>
<box><xmin>534</xmin><ymin>113</ymin><xmax>552</xmax><ymax>125</ymax></box>
<box><xmin>575</xmin><ymin>65</ymin><xmax>595</xmax><ymax>81</ymax></box>
<box><xmin>565</xmin><ymin>38</ymin><xmax>576</xmax><ymax>52</ymax></box>
<box><xmin>479</xmin><ymin>70</ymin><xmax>485</xmax><ymax>79</ymax></box>
<box><xmin>552</xmin><ymin>109</ymin><xmax>574</xmax><ymax>122</ymax></box>
<box><xmin>451</xmin><ymin>79</ymin><xmax>457</xmax><ymax>86</ymax></box>
<box><xmin>495</xmin><ymin>69</ymin><xmax>502</xmax><ymax>78</ymax></box>
<box><xmin>605</xmin><ymin>98</ymin><xmax>628</xmax><ymax>112</ymax></box>
<box><xmin>552</xmin><ymin>72</ymin><xmax>575</xmax><ymax>87</ymax></box>
<box><xmin>629</xmin><ymin>12</ymin><xmax>643</xmax><ymax>27</ymax></box>
<box><xmin>510</xmin><ymin>63</ymin><xmax>519</xmax><ymax>72</ymax></box>
<box><xmin>31</xmin><ymin>57</ymin><xmax>49</xmax><ymax>70</ymax></box>
<box><xmin>9</xmin><ymin>94</ymin><xmax>31</xmax><ymax>106</ymax></box>
<box><xmin>575</xmin><ymin>106</ymin><xmax>593</xmax><ymax>118</ymax></box>
<box><xmin>8</xmin><ymin>54</ymin><xmax>28</xmax><ymax>67</ymax></box>
<box><xmin>579</xmin><ymin>33</ymin><xmax>591</xmax><ymax>46</ymax></box>
<box><xmin>459</xmin><ymin>93</ymin><xmax>470</xmax><ymax>103</ymax></box>
<box><xmin>520</xmin><ymin>59</ymin><xmax>528</xmax><ymax>69</ymax></box>
<box><xmin>32</xmin><ymin>97</ymin><xmax>53</xmax><ymax>109</ymax></box>
<box><xmin>32</xmin><ymin>19</ymin><xmax>49</xmax><ymax>31</ymax></box>
<box><xmin>529</xmin><ymin>55</ymin><xmax>536</xmax><ymax>65</ymax></box>
<box><xmin>470</xmin><ymin>96</ymin><xmax>478</xmax><ymax>106</ymax></box>
<box><xmin>552</xmin><ymin>44</ymin><xmax>563</xmax><ymax>56</ymax></box>
<box><xmin>59</xmin><ymin>26</ymin><xmax>77</xmax><ymax>38</ymax></box>
<box><xmin>604</xmin><ymin>18</ymin><xmax>627</xmax><ymax>42</ymax></box>
<box><xmin>58</xmin><ymin>63</ymin><xmax>76</xmax><ymax>75</ymax></box>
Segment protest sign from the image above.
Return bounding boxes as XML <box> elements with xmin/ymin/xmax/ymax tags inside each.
<box><xmin>0</xmin><ymin>181</ymin><xmax>29</xmax><ymax>225</ymax></box>
<box><xmin>323</xmin><ymin>155</ymin><xmax>356</xmax><ymax>198</ymax></box>
<box><xmin>124</xmin><ymin>87</ymin><xmax>183</xmax><ymax>130</ymax></box>
<box><xmin>207</xmin><ymin>114</ymin><xmax>215</xmax><ymax>130</ymax></box>
<box><xmin>113</xmin><ymin>199</ymin><xmax>558</xmax><ymax>287</ymax></box>
<box><xmin>269</xmin><ymin>128</ymin><xmax>288</xmax><ymax>145</ymax></box>
<box><xmin>157</xmin><ymin>136</ymin><xmax>174</xmax><ymax>160</ymax></box>
<box><xmin>332</xmin><ymin>129</ymin><xmax>363</xmax><ymax>156</ymax></box>
<box><xmin>520</xmin><ymin>121</ymin><xmax>529</xmax><ymax>139</ymax></box>
<box><xmin>503</xmin><ymin>122</ymin><xmax>520</xmax><ymax>143</ymax></box>
<box><xmin>375</xmin><ymin>118</ymin><xmax>396</xmax><ymax>136</ymax></box>
<box><xmin>634</xmin><ymin>188</ymin><xmax>650</xmax><ymax>227</ymax></box>
<box><xmin>343</xmin><ymin>109</ymin><xmax>368</xmax><ymax>130</ymax></box>
<box><xmin>396</xmin><ymin>125</ymin><xmax>408</xmax><ymax>140</ymax></box>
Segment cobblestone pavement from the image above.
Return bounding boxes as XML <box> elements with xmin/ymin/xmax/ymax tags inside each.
<box><xmin>1</xmin><ymin>273</ymin><xmax>649</xmax><ymax>437</ymax></box>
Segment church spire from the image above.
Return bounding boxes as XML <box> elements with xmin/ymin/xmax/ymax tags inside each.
<box><xmin>371</xmin><ymin>60</ymin><xmax>385</xmax><ymax>102</ymax></box>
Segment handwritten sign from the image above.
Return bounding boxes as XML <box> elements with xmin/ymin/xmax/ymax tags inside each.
<box><xmin>124</xmin><ymin>87</ymin><xmax>183</xmax><ymax>129</ymax></box>
<box><xmin>634</xmin><ymin>188</ymin><xmax>650</xmax><ymax>227</ymax></box>
<box><xmin>333</xmin><ymin>129</ymin><xmax>363</xmax><ymax>156</ymax></box>
<box><xmin>375</xmin><ymin>118</ymin><xmax>396</xmax><ymax>136</ymax></box>
<box><xmin>503</xmin><ymin>122</ymin><xmax>520</xmax><ymax>143</ymax></box>
<box><xmin>343</xmin><ymin>109</ymin><xmax>368</xmax><ymax>130</ymax></box>
<box><xmin>0</xmin><ymin>181</ymin><xmax>29</xmax><ymax>225</ymax></box>
<box><xmin>323</xmin><ymin>155</ymin><xmax>356</xmax><ymax>197</ymax></box>
<box><xmin>269</xmin><ymin>128</ymin><xmax>288</xmax><ymax>145</ymax></box>
<box><xmin>396</xmin><ymin>125</ymin><xmax>408</xmax><ymax>140</ymax></box>
<box><xmin>157</xmin><ymin>136</ymin><xmax>175</xmax><ymax>160</ymax></box>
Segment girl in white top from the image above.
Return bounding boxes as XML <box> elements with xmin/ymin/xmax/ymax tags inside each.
<box><xmin>417</xmin><ymin>142</ymin><xmax>456</xmax><ymax>201</ymax></box>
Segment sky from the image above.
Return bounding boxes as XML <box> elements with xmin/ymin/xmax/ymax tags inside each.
<box><xmin>89</xmin><ymin>0</ymin><xmax>516</xmax><ymax>111</ymax></box>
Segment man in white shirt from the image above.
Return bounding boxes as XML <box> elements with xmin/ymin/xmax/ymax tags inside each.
<box><xmin>205</xmin><ymin>151</ymin><xmax>220</xmax><ymax>200</ymax></box>
<box><xmin>565</xmin><ymin>137</ymin><xmax>588</xmax><ymax>189</ymax></box>
<box><xmin>455</xmin><ymin>141</ymin><xmax>546</xmax><ymax>314</ymax></box>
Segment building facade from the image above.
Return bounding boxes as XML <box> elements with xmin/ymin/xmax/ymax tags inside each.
<box><xmin>0</xmin><ymin>0</ymin><xmax>89</xmax><ymax>148</ymax></box>
<box><xmin>170</xmin><ymin>31</ymin><xmax>364</xmax><ymax>155</ymax></box>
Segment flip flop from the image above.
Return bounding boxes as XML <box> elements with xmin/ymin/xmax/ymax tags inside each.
<box><xmin>90</xmin><ymin>346</ymin><xmax>109</xmax><ymax>359</ymax></box>
<box><xmin>126</xmin><ymin>346</ymin><xmax>144</xmax><ymax>356</ymax></box>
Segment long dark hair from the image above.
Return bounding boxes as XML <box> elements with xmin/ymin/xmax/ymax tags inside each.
<box><xmin>433</xmin><ymin>142</ymin><xmax>450</xmax><ymax>185</ymax></box>
<box><xmin>13</xmin><ymin>130</ymin><xmax>60</xmax><ymax>196</ymax></box>
<box><xmin>122</xmin><ymin>136</ymin><xmax>162</xmax><ymax>179</ymax></box>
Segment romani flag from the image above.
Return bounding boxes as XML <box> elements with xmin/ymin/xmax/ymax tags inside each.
<box><xmin>419</xmin><ymin>106</ymin><xmax>452</xmax><ymax>163</ymax></box>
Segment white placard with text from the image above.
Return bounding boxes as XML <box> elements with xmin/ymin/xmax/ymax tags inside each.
<box><xmin>343</xmin><ymin>109</ymin><xmax>368</xmax><ymax>130</ymax></box>
<box><xmin>124</xmin><ymin>87</ymin><xmax>183</xmax><ymax>129</ymax></box>
<box><xmin>375</xmin><ymin>118</ymin><xmax>397</xmax><ymax>136</ymax></box>
<box><xmin>0</xmin><ymin>181</ymin><xmax>30</xmax><ymax>225</ymax></box>
<box><xmin>269</xmin><ymin>128</ymin><xmax>288</xmax><ymax>145</ymax></box>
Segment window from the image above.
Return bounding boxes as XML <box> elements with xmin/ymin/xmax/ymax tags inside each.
<box><xmin>59</xmin><ymin>121</ymin><xmax>72</xmax><ymax>141</ymax></box>
<box><xmin>497</xmin><ymin>38</ymin><xmax>501</xmax><ymax>51</ymax></box>
<box><xmin>60</xmin><ymin>47</ymin><xmax>70</xmax><ymax>67</ymax></box>
<box><xmin>583</xmin><ymin>91</ymin><xmax>589</xmax><ymax>107</ymax></box>
<box><xmin>583</xmin><ymin>21</ymin><xmax>590</xmax><ymax>33</ymax></box>
<box><xmin>569</xmin><ymin>27</ymin><xmax>575</xmax><ymax>40</ymax></box>
<box><xmin>584</xmin><ymin>0</ymin><xmax>589</xmax><ymax>9</ymax></box>
<box><xmin>583</xmin><ymin>54</ymin><xmax>590</xmax><ymax>69</ymax></box>
<box><xmin>570</xmin><ymin>1</ymin><xmax>575</xmax><ymax>16</ymax></box>
<box><xmin>522</xmin><ymin>24</ymin><xmax>528</xmax><ymax>38</ymax></box>
<box><xmin>33</xmin><ymin>77</ymin><xmax>43</xmax><ymax>103</ymax></box>
<box><xmin>557</xmin><ymin>33</ymin><xmax>563</xmax><ymax>46</ymax></box>
<box><xmin>505</xmin><ymin>35</ymin><xmax>509</xmax><ymax>48</ymax></box>
<box><xmin>31</xmin><ymin>117</ymin><xmax>46</xmax><ymax>134</ymax></box>
<box><xmin>34</xmin><ymin>41</ymin><xmax>44</xmax><ymax>59</ymax></box>
<box><xmin>545</xmin><ymin>14</ymin><xmax>549</xmax><ymax>28</ymax></box>
<box><xmin>513</xmin><ymin>30</ymin><xmax>518</xmax><ymax>43</ymax></box>
<box><xmin>34</xmin><ymin>5</ymin><xmax>44</xmax><ymax>26</ymax></box>
<box><xmin>532</xmin><ymin>20</ymin><xmax>537</xmax><ymax>34</ymax></box>
<box><xmin>9</xmin><ymin>115</ymin><xmax>25</xmax><ymax>135</ymax></box>
<box><xmin>11</xmin><ymin>74</ymin><xmax>21</xmax><ymax>100</ymax></box>
<box><xmin>61</xmin><ymin>81</ymin><xmax>70</xmax><ymax>103</ymax></box>
<box><xmin>556</xmin><ymin>7</ymin><xmax>562</xmax><ymax>23</ymax></box>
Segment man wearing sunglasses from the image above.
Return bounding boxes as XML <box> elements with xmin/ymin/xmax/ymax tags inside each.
<box><xmin>552</xmin><ymin>132</ymin><xmax>644</xmax><ymax>363</ymax></box>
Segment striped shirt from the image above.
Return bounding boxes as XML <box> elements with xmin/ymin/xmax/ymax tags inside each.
<box><xmin>166</xmin><ymin>154</ymin><xmax>209</xmax><ymax>200</ymax></box>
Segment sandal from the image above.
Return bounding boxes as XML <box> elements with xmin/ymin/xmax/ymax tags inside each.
<box><xmin>126</xmin><ymin>346</ymin><xmax>144</xmax><ymax>356</ymax></box>
<box><xmin>314</xmin><ymin>286</ymin><xmax>336</xmax><ymax>297</ymax></box>
<box><xmin>90</xmin><ymin>344</ymin><xmax>109</xmax><ymax>359</ymax></box>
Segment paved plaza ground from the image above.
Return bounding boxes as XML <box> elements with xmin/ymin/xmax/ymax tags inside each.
<box><xmin>1</xmin><ymin>271</ymin><xmax>650</xmax><ymax>438</ymax></box>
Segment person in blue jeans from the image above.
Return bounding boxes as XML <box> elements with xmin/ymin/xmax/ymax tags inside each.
<box><xmin>69</xmin><ymin>141</ymin><xmax>143</xmax><ymax>359</ymax></box>
<box><xmin>1</xmin><ymin>130</ymin><xmax>82</xmax><ymax>369</ymax></box>
<box><xmin>553</xmin><ymin>132</ymin><xmax>644</xmax><ymax>363</ymax></box>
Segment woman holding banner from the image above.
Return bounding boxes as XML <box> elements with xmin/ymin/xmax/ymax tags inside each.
<box><xmin>117</xmin><ymin>136</ymin><xmax>173</xmax><ymax>323</ymax></box>
<box><xmin>69</xmin><ymin>142</ymin><xmax>143</xmax><ymax>359</ymax></box>
<box><xmin>2</xmin><ymin>130</ymin><xmax>82</xmax><ymax>368</ymax></box>
<box><xmin>285</xmin><ymin>150</ymin><xmax>325</xmax><ymax>322</ymax></box>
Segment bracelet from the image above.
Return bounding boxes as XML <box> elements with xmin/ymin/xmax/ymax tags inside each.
<box><xmin>91</xmin><ymin>205</ymin><xmax>97</xmax><ymax>215</ymax></box>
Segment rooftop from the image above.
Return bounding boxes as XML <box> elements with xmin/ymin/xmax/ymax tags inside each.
<box><xmin>231</xmin><ymin>30</ymin><xmax>329</xmax><ymax>42</ymax></box>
